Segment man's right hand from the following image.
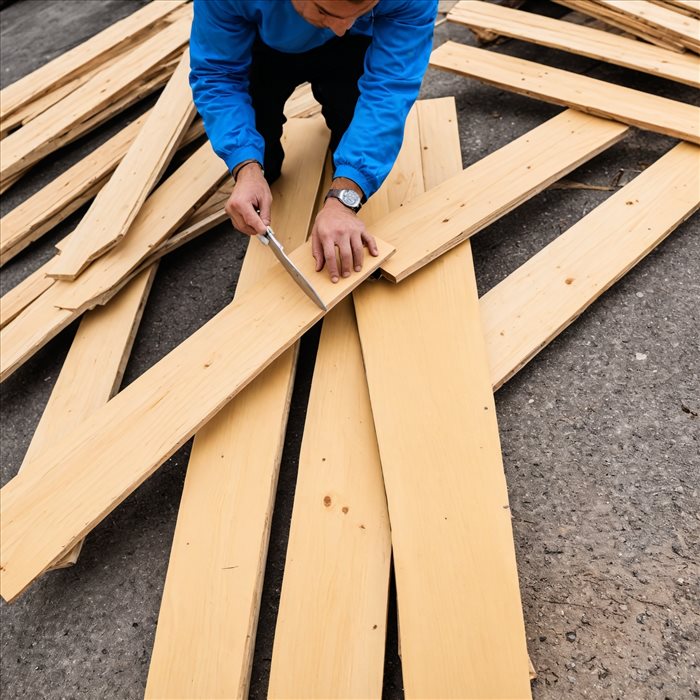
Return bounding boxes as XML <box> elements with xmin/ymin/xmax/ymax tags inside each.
<box><xmin>225</xmin><ymin>162</ymin><xmax>272</xmax><ymax>236</ymax></box>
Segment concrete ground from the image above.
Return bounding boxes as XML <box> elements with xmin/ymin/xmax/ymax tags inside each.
<box><xmin>1</xmin><ymin>1</ymin><xmax>698</xmax><ymax>698</ymax></box>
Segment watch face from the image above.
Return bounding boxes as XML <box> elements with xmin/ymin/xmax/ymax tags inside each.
<box><xmin>340</xmin><ymin>189</ymin><xmax>361</xmax><ymax>208</ymax></box>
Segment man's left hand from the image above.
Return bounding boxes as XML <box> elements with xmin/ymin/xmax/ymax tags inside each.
<box><xmin>311</xmin><ymin>198</ymin><xmax>379</xmax><ymax>283</ymax></box>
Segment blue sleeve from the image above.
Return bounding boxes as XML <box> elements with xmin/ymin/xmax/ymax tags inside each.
<box><xmin>189</xmin><ymin>0</ymin><xmax>263</xmax><ymax>173</ymax></box>
<box><xmin>333</xmin><ymin>1</ymin><xmax>438</xmax><ymax>199</ymax></box>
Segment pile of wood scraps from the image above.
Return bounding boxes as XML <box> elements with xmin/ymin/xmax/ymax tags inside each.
<box><xmin>1</xmin><ymin>1</ymin><xmax>698</xmax><ymax>698</ymax></box>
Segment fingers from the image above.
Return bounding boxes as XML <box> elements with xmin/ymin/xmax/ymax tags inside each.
<box><xmin>350</xmin><ymin>231</ymin><xmax>364</xmax><ymax>272</ymax></box>
<box><xmin>362</xmin><ymin>230</ymin><xmax>379</xmax><ymax>257</ymax></box>
<box><xmin>225</xmin><ymin>176</ymin><xmax>272</xmax><ymax>236</ymax></box>
<box><xmin>322</xmin><ymin>239</ymin><xmax>340</xmax><ymax>284</ymax></box>
<box><xmin>312</xmin><ymin>226</ymin><xmax>324</xmax><ymax>272</ymax></box>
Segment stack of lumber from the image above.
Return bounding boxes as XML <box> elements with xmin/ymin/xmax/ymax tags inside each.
<box><xmin>552</xmin><ymin>0</ymin><xmax>700</xmax><ymax>53</ymax></box>
<box><xmin>1</xmin><ymin>1</ymin><xmax>699</xmax><ymax>697</ymax></box>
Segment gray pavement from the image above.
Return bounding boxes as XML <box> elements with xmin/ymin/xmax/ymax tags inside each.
<box><xmin>1</xmin><ymin>1</ymin><xmax>698</xmax><ymax>698</ymax></box>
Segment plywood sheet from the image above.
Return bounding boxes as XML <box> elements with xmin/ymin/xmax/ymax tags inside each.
<box><xmin>145</xmin><ymin>115</ymin><xmax>330</xmax><ymax>700</ymax></box>
<box><xmin>47</xmin><ymin>51</ymin><xmax>196</xmax><ymax>280</ymax></box>
<box><xmin>448</xmin><ymin>1</ymin><xmax>700</xmax><ymax>87</ymax></box>
<box><xmin>353</xmin><ymin>98</ymin><xmax>531</xmax><ymax>698</ymax></box>
<box><xmin>430</xmin><ymin>42</ymin><xmax>700</xmax><ymax>144</ymax></box>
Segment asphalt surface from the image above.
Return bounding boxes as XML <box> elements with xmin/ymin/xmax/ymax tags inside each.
<box><xmin>1</xmin><ymin>1</ymin><xmax>698</xmax><ymax>698</ymax></box>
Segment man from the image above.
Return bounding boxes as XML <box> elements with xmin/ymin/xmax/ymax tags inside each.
<box><xmin>190</xmin><ymin>0</ymin><xmax>437</xmax><ymax>282</ymax></box>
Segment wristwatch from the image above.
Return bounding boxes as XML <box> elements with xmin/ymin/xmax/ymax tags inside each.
<box><xmin>325</xmin><ymin>188</ymin><xmax>362</xmax><ymax>213</ymax></box>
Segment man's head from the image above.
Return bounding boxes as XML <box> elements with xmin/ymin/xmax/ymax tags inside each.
<box><xmin>291</xmin><ymin>0</ymin><xmax>379</xmax><ymax>37</ymax></box>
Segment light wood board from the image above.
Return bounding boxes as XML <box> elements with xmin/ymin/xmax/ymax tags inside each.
<box><xmin>483</xmin><ymin>141</ymin><xmax>700</xmax><ymax>390</ymax></box>
<box><xmin>553</xmin><ymin>0</ymin><xmax>687</xmax><ymax>51</ymax></box>
<box><xmin>267</xmin><ymin>108</ymin><xmax>424</xmax><ymax>698</ymax></box>
<box><xmin>376</xmin><ymin>109</ymin><xmax>629</xmax><ymax>282</ymax></box>
<box><xmin>0</xmin><ymin>141</ymin><xmax>228</xmax><ymax>383</ymax></box>
<box><xmin>354</xmin><ymin>98</ymin><xmax>531</xmax><ymax>698</ymax></box>
<box><xmin>448</xmin><ymin>1</ymin><xmax>700</xmax><ymax>87</ymax></box>
<box><xmin>47</xmin><ymin>51</ymin><xmax>197</xmax><ymax>280</ymax></box>
<box><xmin>430</xmin><ymin>42</ymin><xmax>700</xmax><ymax>144</ymax></box>
<box><xmin>21</xmin><ymin>266</ymin><xmax>158</xmax><ymax>569</ymax></box>
<box><xmin>599</xmin><ymin>0</ymin><xmax>700</xmax><ymax>51</ymax></box>
<box><xmin>144</xmin><ymin>114</ymin><xmax>330</xmax><ymax>699</ymax></box>
<box><xmin>0</xmin><ymin>0</ymin><xmax>185</xmax><ymax>125</ymax></box>
<box><xmin>0</xmin><ymin>230</ymin><xmax>394</xmax><ymax>602</ymax></box>
<box><xmin>0</xmin><ymin>117</ymin><xmax>205</xmax><ymax>267</ymax></box>
<box><xmin>0</xmin><ymin>12</ymin><xmax>191</xmax><ymax>181</ymax></box>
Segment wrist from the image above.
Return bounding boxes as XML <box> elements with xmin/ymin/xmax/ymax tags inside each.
<box><xmin>330</xmin><ymin>177</ymin><xmax>364</xmax><ymax>201</ymax></box>
<box><xmin>233</xmin><ymin>159</ymin><xmax>264</xmax><ymax>183</ymax></box>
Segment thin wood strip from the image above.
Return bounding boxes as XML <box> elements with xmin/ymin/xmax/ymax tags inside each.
<box><xmin>0</xmin><ymin>13</ymin><xmax>192</xmax><ymax>181</ymax></box>
<box><xmin>0</xmin><ymin>233</ymin><xmax>394</xmax><ymax>603</ymax></box>
<box><xmin>377</xmin><ymin>109</ymin><xmax>629</xmax><ymax>282</ymax></box>
<box><xmin>47</xmin><ymin>51</ymin><xmax>197</xmax><ymax>280</ymax></box>
<box><xmin>553</xmin><ymin>0</ymin><xmax>687</xmax><ymax>51</ymax></box>
<box><xmin>483</xmin><ymin>141</ymin><xmax>700</xmax><ymax>390</ymax></box>
<box><xmin>430</xmin><ymin>42</ymin><xmax>700</xmax><ymax>144</ymax></box>
<box><xmin>599</xmin><ymin>0</ymin><xmax>700</xmax><ymax>51</ymax></box>
<box><xmin>145</xmin><ymin>115</ymin><xmax>330</xmax><ymax>700</ymax></box>
<box><xmin>268</xmin><ymin>110</ymin><xmax>421</xmax><ymax>699</ymax></box>
<box><xmin>353</xmin><ymin>98</ymin><xmax>531</xmax><ymax>698</ymax></box>
<box><xmin>0</xmin><ymin>0</ymin><xmax>186</xmax><ymax>124</ymax></box>
<box><xmin>448</xmin><ymin>1</ymin><xmax>700</xmax><ymax>87</ymax></box>
<box><xmin>0</xmin><ymin>141</ymin><xmax>228</xmax><ymax>383</ymax></box>
<box><xmin>648</xmin><ymin>0</ymin><xmax>700</xmax><ymax>19</ymax></box>
<box><xmin>20</xmin><ymin>266</ymin><xmax>158</xmax><ymax>569</ymax></box>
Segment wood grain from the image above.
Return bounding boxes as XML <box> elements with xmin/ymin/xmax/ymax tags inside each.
<box><xmin>354</xmin><ymin>97</ymin><xmax>531</xmax><ymax>699</ymax></box>
<box><xmin>21</xmin><ymin>267</ymin><xmax>158</xmax><ymax>569</ymax></box>
<box><xmin>0</xmin><ymin>141</ymin><xmax>228</xmax><ymax>382</ymax></box>
<box><xmin>430</xmin><ymin>42</ymin><xmax>700</xmax><ymax>144</ymax></box>
<box><xmin>0</xmin><ymin>0</ymin><xmax>185</xmax><ymax>124</ymax></box>
<box><xmin>448</xmin><ymin>1</ymin><xmax>700</xmax><ymax>87</ymax></box>
<box><xmin>0</xmin><ymin>12</ymin><xmax>191</xmax><ymax>181</ymax></box>
<box><xmin>376</xmin><ymin>109</ymin><xmax>629</xmax><ymax>282</ymax></box>
<box><xmin>145</xmin><ymin>114</ymin><xmax>330</xmax><ymax>699</ymax></box>
<box><xmin>0</xmin><ymin>231</ymin><xmax>394</xmax><ymax>602</ymax></box>
<box><xmin>47</xmin><ymin>51</ymin><xmax>197</xmax><ymax>280</ymax></box>
<box><xmin>483</xmin><ymin>141</ymin><xmax>700</xmax><ymax>390</ymax></box>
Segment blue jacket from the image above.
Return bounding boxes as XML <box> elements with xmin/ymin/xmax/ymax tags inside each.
<box><xmin>189</xmin><ymin>0</ymin><xmax>437</xmax><ymax>198</ymax></box>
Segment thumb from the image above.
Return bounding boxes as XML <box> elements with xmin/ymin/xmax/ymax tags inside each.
<box><xmin>258</xmin><ymin>186</ymin><xmax>273</xmax><ymax>228</ymax></box>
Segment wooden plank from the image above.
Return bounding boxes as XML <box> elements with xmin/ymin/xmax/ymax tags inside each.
<box><xmin>268</xmin><ymin>298</ymin><xmax>391</xmax><ymax>699</ymax></box>
<box><xmin>0</xmin><ymin>141</ymin><xmax>228</xmax><ymax>383</ymax></box>
<box><xmin>353</xmin><ymin>98</ymin><xmax>531</xmax><ymax>698</ymax></box>
<box><xmin>0</xmin><ymin>0</ymin><xmax>186</xmax><ymax>125</ymax></box>
<box><xmin>0</xmin><ymin>117</ymin><xmax>206</xmax><ymax>267</ymax></box>
<box><xmin>648</xmin><ymin>0</ymin><xmax>700</xmax><ymax>19</ymax></box>
<box><xmin>21</xmin><ymin>266</ymin><xmax>158</xmax><ymax>569</ymax></box>
<box><xmin>553</xmin><ymin>0</ymin><xmax>687</xmax><ymax>50</ymax></box>
<box><xmin>0</xmin><ymin>50</ymin><xmax>183</xmax><ymax>194</ymax></box>
<box><xmin>448</xmin><ymin>1</ymin><xmax>700</xmax><ymax>87</ymax></box>
<box><xmin>376</xmin><ymin>109</ymin><xmax>629</xmax><ymax>283</ymax></box>
<box><xmin>599</xmin><ymin>0</ymin><xmax>700</xmax><ymax>51</ymax></box>
<box><xmin>0</xmin><ymin>234</ymin><xmax>394</xmax><ymax>603</ymax></box>
<box><xmin>430</xmin><ymin>42</ymin><xmax>700</xmax><ymax>144</ymax></box>
<box><xmin>47</xmin><ymin>51</ymin><xmax>197</xmax><ymax>280</ymax></box>
<box><xmin>0</xmin><ymin>12</ymin><xmax>192</xmax><ymax>182</ymax></box>
<box><xmin>267</xmin><ymin>109</ymin><xmax>421</xmax><ymax>698</ymax></box>
<box><xmin>0</xmin><ymin>117</ymin><xmax>146</xmax><ymax>266</ymax></box>
<box><xmin>144</xmin><ymin>114</ymin><xmax>330</xmax><ymax>699</ymax></box>
<box><xmin>0</xmin><ymin>267</ymin><xmax>53</xmax><ymax>330</ymax></box>
<box><xmin>482</xmin><ymin>141</ymin><xmax>700</xmax><ymax>390</ymax></box>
